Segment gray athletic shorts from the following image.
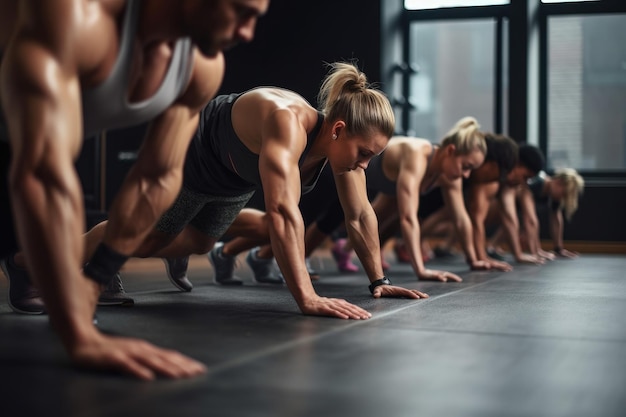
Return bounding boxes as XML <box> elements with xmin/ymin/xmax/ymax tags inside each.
<box><xmin>155</xmin><ymin>186</ymin><xmax>255</xmax><ymax>238</ymax></box>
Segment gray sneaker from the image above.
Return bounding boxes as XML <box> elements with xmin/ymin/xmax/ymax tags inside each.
<box><xmin>246</xmin><ymin>247</ymin><xmax>284</xmax><ymax>285</ymax></box>
<box><xmin>163</xmin><ymin>257</ymin><xmax>193</xmax><ymax>292</ymax></box>
<box><xmin>207</xmin><ymin>242</ymin><xmax>243</xmax><ymax>285</ymax></box>
<box><xmin>306</xmin><ymin>257</ymin><xmax>320</xmax><ymax>280</ymax></box>
<box><xmin>98</xmin><ymin>273</ymin><xmax>134</xmax><ymax>306</ymax></box>
<box><xmin>0</xmin><ymin>255</ymin><xmax>45</xmax><ymax>315</ymax></box>
<box><xmin>278</xmin><ymin>257</ymin><xmax>320</xmax><ymax>282</ymax></box>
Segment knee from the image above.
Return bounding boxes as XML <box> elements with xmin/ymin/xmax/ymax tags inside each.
<box><xmin>192</xmin><ymin>242</ymin><xmax>215</xmax><ymax>255</ymax></box>
<box><xmin>188</xmin><ymin>236</ymin><xmax>217</xmax><ymax>255</ymax></box>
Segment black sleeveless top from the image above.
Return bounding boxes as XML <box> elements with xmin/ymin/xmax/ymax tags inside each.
<box><xmin>183</xmin><ymin>92</ymin><xmax>326</xmax><ymax>196</ymax></box>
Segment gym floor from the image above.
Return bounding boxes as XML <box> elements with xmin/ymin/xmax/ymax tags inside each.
<box><xmin>1</xmin><ymin>250</ymin><xmax>625</xmax><ymax>417</ymax></box>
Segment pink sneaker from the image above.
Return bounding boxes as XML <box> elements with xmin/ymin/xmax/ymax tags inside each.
<box><xmin>394</xmin><ymin>241</ymin><xmax>411</xmax><ymax>263</ymax></box>
<box><xmin>331</xmin><ymin>239</ymin><xmax>359</xmax><ymax>273</ymax></box>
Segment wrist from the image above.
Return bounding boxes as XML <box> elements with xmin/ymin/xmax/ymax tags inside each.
<box><xmin>83</xmin><ymin>243</ymin><xmax>128</xmax><ymax>286</ymax></box>
<box><xmin>368</xmin><ymin>277</ymin><xmax>392</xmax><ymax>294</ymax></box>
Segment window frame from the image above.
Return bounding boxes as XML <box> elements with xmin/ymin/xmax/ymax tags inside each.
<box><xmin>398</xmin><ymin>0</ymin><xmax>626</xmax><ymax>181</ymax></box>
<box><xmin>400</xmin><ymin>4</ymin><xmax>510</xmax><ymax>136</ymax></box>
<box><xmin>539</xmin><ymin>0</ymin><xmax>626</xmax><ymax>179</ymax></box>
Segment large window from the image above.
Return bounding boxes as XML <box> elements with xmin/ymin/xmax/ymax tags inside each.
<box><xmin>547</xmin><ymin>13</ymin><xmax>626</xmax><ymax>171</ymax></box>
<box><xmin>405</xmin><ymin>19</ymin><xmax>504</xmax><ymax>140</ymax></box>
<box><xmin>405</xmin><ymin>0</ymin><xmax>509</xmax><ymax>10</ymax></box>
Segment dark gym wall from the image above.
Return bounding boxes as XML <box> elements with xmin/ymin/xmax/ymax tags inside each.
<box><xmin>217</xmin><ymin>0</ymin><xmax>383</xmax><ymax>106</ymax></box>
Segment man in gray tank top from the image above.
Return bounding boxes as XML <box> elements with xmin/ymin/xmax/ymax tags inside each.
<box><xmin>0</xmin><ymin>0</ymin><xmax>269</xmax><ymax>380</ymax></box>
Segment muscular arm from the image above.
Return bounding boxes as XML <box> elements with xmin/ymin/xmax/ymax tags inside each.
<box><xmin>335</xmin><ymin>170</ymin><xmax>386</xmax><ymax>281</ymax></box>
<box><xmin>1</xmin><ymin>5</ymin><xmax>209</xmax><ymax>379</ymax></box>
<box><xmin>258</xmin><ymin>111</ymin><xmax>370</xmax><ymax>319</ymax></box>
<box><xmin>550</xmin><ymin>208</ymin><xmax>563</xmax><ymax>247</ymax></box>
<box><xmin>1</xmin><ymin>2</ymin><xmax>98</xmax><ymax>355</ymax></box>
<box><xmin>394</xmin><ymin>153</ymin><xmax>427</xmax><ymax>277</ymax></box>
<box><xmin>336</xmin><ymin>169</ymin><xmax>430</xmax><ymax>295</ymax></box>
<box><xmin>258</xmin><ymin>111</ymin><xmax>310</xmax><ymax>302</ymax></box>
<box><xmin>440</xmin><ymin>179</ymin><xmax>477</xmax><ymax>262</ymax></box>
<box><xmin>102</xmin><ymin>51</ymin><xmax>224</xmax><ymax>256</ymax></box>
<box><xmin>468</xmin><ymin>182</ymin><xmax>499</xmax><ymax>261</ymax></box>
<box><xmin>518</xmin><ymin>186</ymin><xmax>541</xmax><ymax>255</ymax></box>
<box><xmin>498</xmin><ymin>185</ymin><xmax>525</xmax><ymax>260</ymax></box>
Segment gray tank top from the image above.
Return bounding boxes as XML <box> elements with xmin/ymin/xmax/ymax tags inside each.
<box><xmin>81</xmin><ymin>0</ymin><xmax>194</xmax><ymax>136</ymax></box>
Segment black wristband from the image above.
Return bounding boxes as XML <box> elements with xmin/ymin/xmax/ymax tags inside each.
<box><xmin>83</xmin><ymin>243</ymin><xmax>129</xmax><ymax>286</ymax></box>
<box><xmin>554</xmin><ymin>246</ymin><xmax>563</xmax><ymax>254</ymax></box>
<box><xmin>368</xmin><ymin>277</ymin><xmax>392</xmax><ymax>294</ymax></box>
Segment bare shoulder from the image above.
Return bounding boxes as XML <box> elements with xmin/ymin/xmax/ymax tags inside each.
<box><xmin>239</xmin><ymin>87</ymin><xmax>307</xmax><ymax>109</ymax></box>
<box><xmin>387</xmin><ymin>136</ymin><xmax>430</xmax><ymax>165</ymax></box>
<box><xmin>389</xmin><ymin>136</ymin><xmax>430</xmax><ymax>153</ymax></box>
<box><xmin>235</xmin><ymin>87</ymin><xmax>310</xmax><ymax>129</ymax></box>
<box><xmin>473</xmin><ymin>180</ymin><xmax>499</xmax><ymax>199</ymax></box>
<box><xmin>176</xmin><ymin>50</ymin><xmax>225</xmax><ymax>111</ymax></box>
<box><xmin>4</xmin><ymin>0</ymin><xmax>123</xmax><ymax>74</ymax></box>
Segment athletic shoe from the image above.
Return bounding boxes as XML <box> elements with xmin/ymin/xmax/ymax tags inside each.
<box><xmin>331</xmin><ymin>239</ymin><xmax>359</xmax><ymax>273</ymax></box>
<box><xmin>278</xmin><ymin>257</ymin><xmax>320</xmax><ymax>282</ymax></box>
<box><xmin>163</xmin><ymin>257</ymin><xmax>193</xmax><ymax>292</ymax></box>
<box><xmin>246</xmin><ymin>247</ymin><xmax>284</xmax><ymax>285</ymax></box>
<box><xmin>207</xmin><ymin>242</ymin><xmax>243</xmax><ymax>285</ymax></box>
<box><xmin>98</xmin><ymin>273</ymin><xmax>134</xmax><ymax>306</ymax></box>
<box><xmin>306</xmin><ymin>258</ymin><xmax>320</xmax><ymax>280</ymax></box>
<box><xmin>486</xmin><ymin>249</ymin><xmax>507</xmax><ymax>262</ymax></box>
<box><xmin>0</xmin><ymin>255</ymin><xmax>45</xmax><ymax>315</ymax></box>
<box><xmin>433</xmin><ymin>246</ymin><xmax>456</xmax><ymax>259</ymax></box>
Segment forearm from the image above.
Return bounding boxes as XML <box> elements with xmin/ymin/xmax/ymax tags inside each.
<box><xmin>103</xmin><ymin>111</ymin><xmax>198</xmax><ymax>255</ymax></box>
<box><xmin>524</xmin><ymin>220</ymin><xmax>541</xmax><ymax>255</ymax></box>
<box><xmin>398</xmin><ymin>217</ymin><xmax>426</xmax><ymax>277</ymax></box>
<box><xmin>11</xmin><ymin>168</ymin><xmax>99</xmax><ymax>348</ymax></box>
<box><xmin>346</xmin><ymin>211</ymin><xmax>386</xmax><ymax>282</ymax></box>
<box><xmin>2</xmin><ymin>43</ymin><xmax>99</xmax><ymax>348</ymax></box>
<box><xmin>472</xmin><ymin>219</ymin><xmax>489</xmax><ymax>261</ymax></box>
<box><xmin>454</xmin><ymin>215</ymin><xmax>478</xmax><ymax>264</ymax></box>
<box><xmin>267</xmin><ymin>212</ymin><xmax>318</xmax><ymax>308</ymax></box>
<box><xmin>501</xmin><ymin>216</ymin><xmax>524</xmax><ymax>258</ymax></box>
<box><xmin>550</xmin><ymin>212</ymin><xmax>564</xmax><ymax>249</ymax></box>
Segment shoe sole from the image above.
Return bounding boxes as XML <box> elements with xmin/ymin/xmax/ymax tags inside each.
<box><xmin>162</xmin><ymin>259</ymin><xmax>193</xmax><ymax>292</ymax></box>
<box><xmin>1</xmin><ymin>260</ymin><xmax>46</xmax><ymax>315</ymax></box>
<box><xmin>213</xmin><ymin>278</ymin><xmax>244</xmax><ymax>286</ymax></box>
<box><xmin>249</xmin><ymin>263</ymin><xmax>284</xmax><ymax>285</ymax></box>
<box><xmin>252</xmin><ymin>277</ymin><xmax>284</xmax><ymax>285</ymax></box>
<box><xmin>97</xmin><ymin>299</ymin><xmax>135</xmax><ymax>307</ymax></box>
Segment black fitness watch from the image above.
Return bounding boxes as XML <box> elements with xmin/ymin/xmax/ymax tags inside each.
<box><xmin>368</xmin><ymin>277</ymin><xmax>392</xmax><ymax>294</ymax></box>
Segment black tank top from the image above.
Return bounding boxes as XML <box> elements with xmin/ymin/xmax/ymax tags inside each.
<box><xmin>183</xmin><ymin>92</ymin><xmax>325</xmax><ymax>196</ymax></box>
<box><xmin>527</xmin><ymin>174</ymin><xmax>560</xmax><ymax>211</ymax></box>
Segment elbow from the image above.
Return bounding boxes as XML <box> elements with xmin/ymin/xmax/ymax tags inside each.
<box><xmin>9</xmin><ymin>157</ymin><xmax>79</xmax><ymax>205</ymax></box>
